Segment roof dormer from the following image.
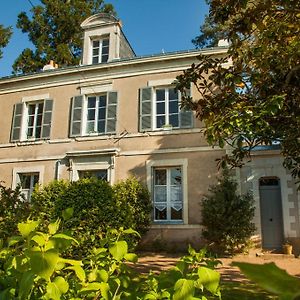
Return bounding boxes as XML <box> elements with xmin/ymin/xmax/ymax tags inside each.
<box><xmin>81</xmin><ymin>13</ymin><xmax>135</xmax><ymax>65</ymax></box>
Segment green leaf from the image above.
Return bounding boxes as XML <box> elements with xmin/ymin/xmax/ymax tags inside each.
<box><xmin>109</xmin><ymin>241</ymin><xmax>128</xmax><ymax>261</ymax></box>
<box><xmin>48</xmin><ymin>219</ymin><xmax>61</xmax><ymax>235</ymax></box>
<box><xmin>98</xmin><ymin>269</ymin><xmax>109</xmax><ymax>283</ymax></box>
<box><xmin>197</xmin><ymin>266</ymin><xmax>220</xmax><ymax>294</ymax></box>
<box><xmin>19</xmin><ymin>271</ymin><xmax>35</xmax><ymax>300</ymax></box>
<box><xmin>62</xmin><ymin>207</ymin><xmax>74</xmax><ymax>220</ymax></box>
<box><xmin>173</xmin><ymin>279</ymin><xmax>195</xmax><ymax>300</ymax></box>
<box><xmin>234</xmin><ymin>262</ymin><xmax>300</xmax><ymax>299</ymax></box>
<box><xmin>124</xmin><ymin>253</ymin><xmax>138</xmax><ymax>263</ymax></box>
<box><xmin>31</xmin><ymin>233</ymin><xmax>47</xmax><ymax>247</ymax></box>
<box><xmin>18</xmin><ymin>220</ymin><xmax>39</xmax><ymax>238</ymax></box>
<box><xmin>67</xmin><ymin>265</ymin><xmax>86</xmax><ymax>282</ymax></box>
<box><xmin>7</xmin><ymin>236</ymin><xmax>22</xmax><ymax>247</ymax></box>
<box><xmin>123</xmin><ymin>228</ymin><xmax>141</xmax><ymax>237</ymax></box>
<box><xmin>80</xmin><ymin>282</ymin><xmax>102</xmax><ymax>292</ymax></box>
<box><xmin>99</xmin><ymin>282</ymin><xmax>110</xmax><ymax>300</ymax></box>
<box><xmin>52</xmin><ymin>233</ymin><xmax>78</xmax><ymax>244</ymax></box>
<box><xmin>45</xmin><ymin>277</ymin><xmax>69</xmax><ymax>300</ymax></box>
<box><xmin>27</xmin><ymin>249</ymin><xmax>59</xmax><ymax>280</ymax></box>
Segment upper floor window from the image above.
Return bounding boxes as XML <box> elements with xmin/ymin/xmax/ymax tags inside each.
<box><xmin>69</xmin><ymin>92</ymin><xmax>118</xmax><ymax>137</ymax></box>
<box><xmin>139</xmin><ymin>86</ymin><xmax>193</xmax><ymax>132</ymax></box>
<box><xmin>92</xmin><ymin>38</ymin><xmax>109</xmax><ymax>64</ymax></box>
<box><xmin>11</xmin><ymin>99</ymin><xmax>53</xmax><ymax>142</ymax></box>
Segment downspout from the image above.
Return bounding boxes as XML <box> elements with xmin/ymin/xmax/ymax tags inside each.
<box><xmin>54</xmin><ymin>160</ymin><xmax>61</xmax><ymax>180</ymax></box>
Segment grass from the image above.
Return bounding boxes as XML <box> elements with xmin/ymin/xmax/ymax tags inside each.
<box><xmin>220</xmin><ymin>281</ymin><xmax>277</xmax><ymax>300</ymax></box>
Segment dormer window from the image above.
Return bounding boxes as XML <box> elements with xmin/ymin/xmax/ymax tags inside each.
<box><xmin>92</xmin><ymin>37</ymin><xmax>109</xmax><ymax>64</ymax></box>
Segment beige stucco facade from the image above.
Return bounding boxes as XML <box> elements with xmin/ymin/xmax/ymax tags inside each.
<box><xmin>0</xmin><ymin>14</ymin><xmax>299</xmax><ymax>253</ymax></box>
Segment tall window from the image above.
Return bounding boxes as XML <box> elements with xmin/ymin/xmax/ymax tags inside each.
<box><xmin>19</xmin><ymin>173</ymin><xmax>39</xmax><ymax>201</ymax></box>
<box><xmin>155</xmin><ymin>88</ymin><xmax>179</xmax><ymax>128</ymax></box>
<box><xmin>85</xmin><ymin>94</ymin><xmax>116</xmax><ymax>134</ymax></box>
<box><xmin>92</xmin><ymin>38</ymin><xmax>109</xmax><ymax>64</ymax></box>
<box><xmin>11</xmin><ymin>99</ymin><xmax>53</xmax><ymax>142</ymax></box>
<box><xmin>27</xmin><ymin>102</ymin><xmax>44</xmax><ymax>139</ymax></box>
<box><xmin>153</xmin><ymin>167</ymin><xmax>183</xmax><ymax>222</ymax></box>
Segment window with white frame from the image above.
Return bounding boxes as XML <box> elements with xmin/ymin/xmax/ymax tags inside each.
<box><xmin>153</xmin><ymin>166</ymin><xmax>183</xmax><ymax>222</ymax></box>
<box><xmin>11</xmin><ymin>98</ymin><xmax>53</xmax><ymax>142</ymax></box>
<box><xmin>69</xmin><ymin>92</ymin><xmax>118</xmax><ymax>137</ymax></box>
<box><xmin>78</xmin><ymin>169</ymin><xmax>108</xmax><ymax>181</ymax></box>
<box><xmin>139</xmin><ymin>86</ymin><xmax>193</xmax><ymax>132</ymax></box>
<box><xmin>18</xmin><ymin>173</ymin><xmax>39</xmax><ymax>201</ymax></box>
<box><xmin>92</xmin><ymin>38</ymin><xmax>109</xmax><ymax>64</ymax></box>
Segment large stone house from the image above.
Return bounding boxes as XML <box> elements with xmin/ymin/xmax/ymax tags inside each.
<box><xmin>0</xmin><ymin>14</ymin><xmax>299</xmax><ymax>252</ymax></box>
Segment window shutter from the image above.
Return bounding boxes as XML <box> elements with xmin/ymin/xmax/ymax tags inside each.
<box><xmin>179</xmin><ymin>89</ymin><xmax>193</xmax><ymax>129</ymax></box>
<box><xmin>10</xmin><ymin>103</ymin><xmax>23</xmax><ymax>142</ymax></box>
<box><xmin>106</xmin><ymin>91</ymin><xmax>118</xmax><ymax>133</ymax></box>
<box><xmin>70</xmin><ymin>95</ymin><xmax>84</xmax><ymax>137</ymax></box>
<box><xmin>41</xmin><ymin>99</ymin><xmax>53</xmax><ymax>139</ymax></box>
<box><xmin>139</xmin><ymin>87</ymin><xmax>152</xmax><ymax>132</ymax></box>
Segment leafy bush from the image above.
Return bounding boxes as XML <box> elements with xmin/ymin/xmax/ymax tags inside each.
<box><xmin>0</xmin><ymin>182</ymin><xmax>31</xmax><ymax>242</ymax></box>
<box><xmin>0</xmin><ymin>219</ymin><xmax>222</xmax><ymax>299</ymax></box>
<box><xmin>201</xmin><ymin>169</ymin><xmax>256</xmax><ymax>255</ymax></box>
<box><xmin>113</xmin><ymin>177</ymin><xmax>152</xmax><ymax>236</ymax></box>
<box><xmin>30</xmin><ymin>177</ymin><xmax>151</xmax><ymax>257</ymax></box>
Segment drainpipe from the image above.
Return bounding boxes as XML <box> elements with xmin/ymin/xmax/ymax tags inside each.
<box><xmin>55</xmin><ymin>160</ymin><xmax>61</xmax><ymax>180</ymax></box>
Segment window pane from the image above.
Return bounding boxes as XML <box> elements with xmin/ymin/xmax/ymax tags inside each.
<box><xmin>156</xmin><ymin>116</ymin><xmax>165</xmax><ymax>128</ymax></box>
<box><xmin>171</xmin><ymin>168</ymin><xmax>182</xmax><ymax>185</ymax></box>
<box><xmin>98</xmin><ymin>108</ymin><xmax>106</xmax><ymax>119</ymax></box>
<box><xmin>93</xmin><ymin>40</ymin><xmax>100</xmax><ymax>48</ymax></box>
<box><xmin>155</xmin><ymin>207</ymin><xmax>167</xmax><ymax>220</ymax></box>
<box><xmin>88</xmin><ymin>97</ymin><xmax>96</xmax><ymax>108</ymax></box>
<box><xmin>86</xmin><ymin>121</ymin><xmax>95</xmax><ymax>132</ymax></box>
<box><xmin>171</xmin><ymin>207</ymin><xmax>182</xmax><ymax>220</ymax></box>
<box><xmin>169</xmin><ymin>100</ymin><xmax>179</xmax><ymax>114</ymax></box>
<box><xmin>28</xmin><ymin>104</ymin><xmax>35</xmax><ymax>115</ymax></box>
<box><xmin>28</xmin><ymin>116</ymin><xmax>34</xmax><ymax>126</ymax></box>
<box><xmin>38</xmin><ymin>103</ymin><xmax>44</xmax><ymax>113</ymax></box>
<box><xmin>154</xmin><ymin>169</ymin><xmax>166</xmax><ymax>185</ymax></box>
<box><xmin>20</xmin><ymin>174</ymin><xmax>31</xmax><ymax>189</ymax></box>
<box><xmin>156</xmin><ymin>102</ymin><xmax>165</xmax><ymax>114</ymax></box>
<box><xmin>99</xmin><ymin>96</ymin><xmax>107</xmax><ymax>107</ymax></box>
<box><xmin>102</xmin><ymin>39</ymin><xmax>109</xmax><ymax>46</ymax></box>
<box><xmin>27</xmin><ymin>128</ymin><xmax>33</xmax><ymax>137</ymax></box>
<box><xmin>37</xmin><ymin>115</ymin><xmax>43</xmax><ymax>126</ymax></box>
<box><xmin>169</xmin><ymin>88</ymin><xmax>178</xmax><ymax>100</ymax></box>
<box><xmin>169</xmin><ymin>114</ymin><xmax>179</xmax><ymax>127</ymax></box>
<box><xmin>154</xmin><ymin>186</ymin><xmax>167</xmax><ymax>202</ymax></box>
<box><xmin>92</xmin><ymin>57</ymin><xmax>99</xmax><ymax>64</ymax></box>
<box><xmin>98</xmin><ymin>120</ymin><xmax>105</xmax><ymax>133</ymax></box>
<box><xmin>93</xmin><ymin>48</ymin><xmax>99</xmax><ymax>56</ymax></box>
<box><xmin>102</xmin><ymin>46</ymin><xmax>109</xmax><ymax>55</ymax></box>
<box><xmin>102</xmin><ymin>54</ymin><xmax>108</xmax><ymax>62</ymax></box>
<box><xmin>87</xmin><ymin>109</ymin><xmax>95</xmax><ymax>121</ymax></box>
<box><xmin>156</xmin><ymin>89</ymin><xmax>165</xmax><ymax>101</ymax></box>
<box><xmin>35</xmin><ymin>126</ymin><xmax>42</xmax><ymax>138</ymax></box>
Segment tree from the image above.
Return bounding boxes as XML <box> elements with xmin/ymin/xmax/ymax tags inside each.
<box><xmin>201</xmin><ymin>169</ymin><xmax>255</xmax><ymax>254</ymax></box>
<box><xmin>177</xmin><ymin>0</ymin><xmax>300</xmax><ymax>179</ymax></box>
<box><xmin>13</xmin><ymin>0</ymin><xmax>115</xmax><ymax>74</ymax></box>
<box><xmin>0</xmin><ymin>24</ymin><xmax>12</xmax><ymax>59</ymax></box>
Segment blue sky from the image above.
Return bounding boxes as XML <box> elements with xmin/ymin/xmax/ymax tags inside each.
<box><xmin>0</xmin><ymin>0</ymin><xmax>208</xmax><ymax>77</ymax></box>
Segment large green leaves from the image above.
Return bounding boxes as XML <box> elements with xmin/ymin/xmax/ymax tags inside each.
<box><xmin>109</xmin><ymin>241</ymin><xmax>128</xmax><ymax>261</ymax></box>
<box><xmin>235</xmin><ymin>262</ymin><xmax>300</xmax><ymax>300</ymax></box>
<box><xmin>174</xmin><ymin>279</ymin><xmax>195</xmax><ymax>300</ymax></box>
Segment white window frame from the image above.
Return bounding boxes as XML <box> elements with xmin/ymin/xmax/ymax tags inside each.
<box><xmin>146</xmin><ymin>159</ymin><xmax>188</xmax><ymax>224</ymax></box>
<box><xmin>153</xmin><ymin>86</ymin><xmax>181</xmax><ymax>130</ymax></box>
<box><xmin>90</xmin><ymin>37</ymin><xmax>109</xmax><ymax>64</ymax></box>
<box><xmin>12</xmin><ymin>166</ymin><xmax>44</xmax><ymax>201</ymax></box>
<box><xmin>81</xmin><ymin>93</ymin><xmax>113</xmax><ymax>135</ymax></box>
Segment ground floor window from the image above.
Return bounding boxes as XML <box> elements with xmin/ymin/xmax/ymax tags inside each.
<box><xmin>18</xmin><ymin>173</ymin><xmax>39</xmax><ymax>201</ymax></box>
<box><xmin>153</xmin><ymin>166</ymin><xmax>183</xmax><ymax>222</ymax></box>
<box><xmin>78</xmin><ymin>169</ymin><xmax>108</xmax><ymax>181</ymax></box>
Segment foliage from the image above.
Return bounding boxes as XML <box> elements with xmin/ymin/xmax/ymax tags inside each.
<box><xmin>0</xmin><ymin>24</ymin><xmax>12</xmax><ymax>60</ymax></box>
<box><xmin>13</xmin><ymin>0</ymin><xmax>115</xmax><ymax>74</ymax></box>
<box><xmin>177</xmin><ymin>0</ymin><xmax>300</xmax><ymax>179</ymax></box>
<box><xmin>0</xmin><ymin>182</ymin><xmax>31</xmax><ymax>242</ymax></box>
<box><xmin>234</xmin><ymin>262</ymin><xmax>300</xmax><ymax>300</ymax></box>
<box><xmin>0</xmin><ymin>219</ymin><xmax>222</xmax><ymax>299</ymax></box>
<box><xmin>113</xmin><ymin>177</ymin><xmax>152</xmax><ymax>237</ymax></box>
<box><xmin>30</xmin><ymin>177</ymin><xmax>151</xmax><ymax>257</ymax></box>
<box><xmin>201</xmin><ymin>169</ymin><xmax>255</xmax><ymax>255</ymax></box>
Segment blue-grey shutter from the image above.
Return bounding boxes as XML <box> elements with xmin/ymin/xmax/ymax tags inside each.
<box><xmin>139</xmin><ymin>87</ymin><xmax>152</xmax><ymax>132</ymax></box>
<box><xmin>179</xmin><ymin>89</ymin><xmax>193</xmax><ymax>128</ymax></box>
<box><xmin>10</xmin><ymin>103</ymin><xmax>23</xmax><ymax>142</ymax></box>
<box><xmin>106</xmin><ymin>91</ymin><xmax>118</xmax><ymax>133</ymax></box>
<box><xmin>41</xmin><ymin>99</ymin><xmax>53</xmax><ymax>139</ymax></box>
<box><xmin>70</xmin><ymin>95</ymin><xmax>84</xmax><ymax>137</ymax></box>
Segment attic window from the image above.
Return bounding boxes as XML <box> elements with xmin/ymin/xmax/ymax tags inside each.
<box><xmin>92</xmin><ymin>37</ymin><xmax>109</xmax><ymax>64</ymax></box>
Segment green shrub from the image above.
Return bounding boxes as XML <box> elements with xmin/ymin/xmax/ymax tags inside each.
<box><xmin>201</xmin><ymin>169</ymin><xmax>256</xmax><ymax>255</ymax></box>
<box><xmin>113</xmin><ymin>177</ymin><xmax>152</xmax><ymax>236</ymax></box>
<box><xmin>0</xmin><ymin>182</ymin><xmax>31</xmax><ymax>242</ymax></box>
<box><xmin>30</xmin><ymin>177</ymin><xmax>152</xmax><ymax>257</ymax></box>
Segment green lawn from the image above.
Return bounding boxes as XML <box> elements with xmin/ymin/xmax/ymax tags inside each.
<box><xmin>220</xmin><ymin>281</ymin><xmax>277</xmax><ymax>300</ymax></box>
